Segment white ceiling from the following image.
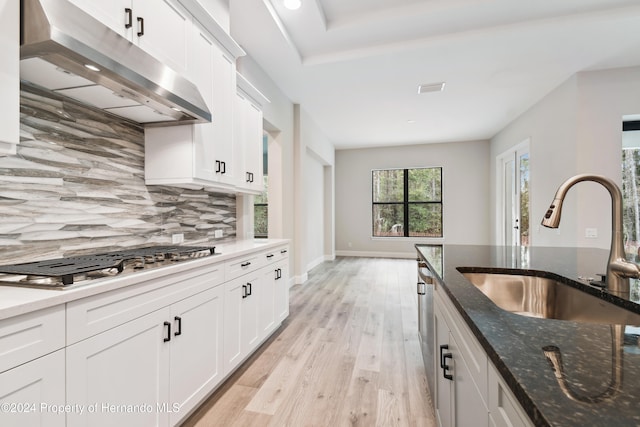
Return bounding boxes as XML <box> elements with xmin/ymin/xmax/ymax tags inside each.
<box><xmin>229</xmin><ymin>0</ymin><xmax>640</xmax><ymax>149</ymax></box>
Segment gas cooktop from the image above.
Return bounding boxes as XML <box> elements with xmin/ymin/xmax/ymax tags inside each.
<box><xmin>0</xmin><ymin>245</ymin><xmax>218</xmax><ymax>289</ymax></box>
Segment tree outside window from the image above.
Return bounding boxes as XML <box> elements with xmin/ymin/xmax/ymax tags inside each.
<box><xmin>372</xmin><ymin>167</ymin><xmax>443</xmax><ymax>237</ymax></box>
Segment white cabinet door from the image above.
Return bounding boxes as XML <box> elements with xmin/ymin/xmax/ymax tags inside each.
<box><xmin>134</xmin><ymin>0</ymin><xmax>191</xmax><ymax>75</ymax></box>
<box><xmin>223</xmin><ymin>273</ymin><xmax>259</xmax><ymax>373</ymax></box>
<box><xmin>450</xmin><ymin>333</ymin><xmax>489</xmax><ymax>427</ymax></box>
<box><xmin>67</xmin><ymin>0</ymin><xmax>132</xmax><ymax>37</ymax></box>
<box><xmin>0</xmin><ymin>350</ymin><xmax>65</xmax><ymax>427</ymax></box>
<box><xmin>66</xmin><ymin>308</ymin><xmax>171</xmax><ymax>427</ymax></box>
<box><xmin>274</xmin><ymin>259</ymin><xmax>290</xmax><ymax>323</ymax></box>
<box><xmin>68</xmin><ymin>0</ymin><xmax>190</xmax><ymax>74</ymax></box>
<box><xmin>257</xmin><ymin>267</ymin><xmax>276</xmax><ymax>339</ymax></box>
<box><xmin>0</xmin><ymin>0</ymin><xmax>19</xmax><ymax>154</ymax></box>
<box><xmin>434</xmin><ymin>304</ymin><xmax>453</xmax><ymax>427</ymax></box>
<box><xmin>234</xmin><ymin>92</ymin><xmax>264</xmax><ymax>194</ymax></box>
<box><xmin>169</xmin><ymin>285</ymin><xmax>224</xmax><ymax>425</ymax></box>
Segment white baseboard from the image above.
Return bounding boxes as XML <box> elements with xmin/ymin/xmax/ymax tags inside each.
<box><xmin>294</xmin><ymin>272</ymin><xmax>309</xmax><ymax>285</ymax></box>
<box><xmin>334</xmin><ymin>250</ymin><xmax>415</xmax><ymax>259</ymax></box>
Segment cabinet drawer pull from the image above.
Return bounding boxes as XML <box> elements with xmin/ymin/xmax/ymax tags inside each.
<box><xmin>281</xmin><ymin>249</ymin><xmax>288</xmax><ymax>254</ymax></box>
<box><xmin>174</xmin><ymin>316</ymin><xmax>182</xmax><ymax>336</ymax></box>
<box><xmin>242</xmin><ymin>284</ymin><xmax>247</xmax><ymax>299</ymax></box>
<box><xmin>443</xmin><ymin>353</ymin><xmax>453</xmax><ymax>380</ymax></box>
<box><xmin>241</xmin><ymin>262</ymin><xmax>251</xmax><ymax>267</ymax></box>
<box><xmin>137</xmin><ymin>16</ymin><xmax>144</xmax><ymax>37</ymax></box>
<box><xmin>266</xmin><ymin>254</ymin><xmax>274</xmax><ymax>259</ymax></box>
<box><xmin>124</xmin><ymin>8</ymin><xmax>132</xmax><ymax>29</ymax></box>
<box><xmin>246</xmin><ymin>282</ymin><xmax>252</xmax><ymax>296</ymax></box>
<box><xmin>221</xmin><ymin>161</ymin><xmax>226</xmax><ymax>174</ymax></box>
<box><xmin>275</xmin><ymin>268</ymin><xmax>281</xmax><ymax>280</ymax></box>
<box><xmin>163</xmin><ymin>321</ymin><xmax>171</xmax><ymax>342</ymax></box>
<box><xmin>439</xmin><ymin>344</ymin><xmax>449</xmax><ymax>368</ymax></box>
<box><xmin>215</xmin><ymin>160</ymin><xmax>221</xmax><ymax>173</ymax></box>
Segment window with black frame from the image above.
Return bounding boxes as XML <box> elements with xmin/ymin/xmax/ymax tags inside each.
<box><xmin>372</xmin><ymin>167</ymin><xmax>442</xmax><ymax>237</ymax></box>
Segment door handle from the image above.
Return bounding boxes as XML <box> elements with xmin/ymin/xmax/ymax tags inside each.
<box><xmin>439</xmin><ymin>344</ymin><xmax>449</xmax><ymax>368</ymax></box>
<box><xmin>124</xmin><ymin>8</ymin><xmax>132</xmax><ymax>28</ymax></box>
<box><xmin>137</xmin><ymin>16</ymin><xmax>144</xmax><ymax>37</ymax></box>
<box><xmin>163</xmin><ymin>321</ymin><xmax>171</xmax><ymax>342</ymax></box>
<box><xmin>174</xmin><ymin>316</ymin><xmax>182</xmax><ymax>336</ymax></box>
<box><xmin>443</xmin><ymin>353</ymin><xmax>453</xmax><ymax>380</ymax></box>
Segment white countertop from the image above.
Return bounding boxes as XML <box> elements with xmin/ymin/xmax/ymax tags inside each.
<box><xmin>0</xmin><ymin>239</ymin><xmax>289</xmax><ymax>321</ymax></box>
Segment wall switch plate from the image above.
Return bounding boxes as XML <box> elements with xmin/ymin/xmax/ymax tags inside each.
<box><xmin>172</xmin><ymin>233</ymin><xmax>184</xmax><ymax>244</ymax></box>
<box><xmin>214</xmin><ymin>229</ymin><xmax>223</xmax><ymax>238</ymax></box>
<box><xmin>585</xmin><ymin>228</ymin><xmax>598</xmax><ymax>238</ymax></box>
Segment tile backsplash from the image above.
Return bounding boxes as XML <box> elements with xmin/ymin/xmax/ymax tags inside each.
<box><xmin>0</xmin><ymin>85</ymin><xmax>236</xmax><ymax>264</ymax></box>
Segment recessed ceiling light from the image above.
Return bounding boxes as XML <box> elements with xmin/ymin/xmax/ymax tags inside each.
<box><xmin>283</xmin><ymin>0</ymin><xmax>301</xmax><ymax>10</ymax></box>
<box><xmin>417</xmin><ymin>82</ymin><xmax>445</xmax><ymax>94</ymax></box>
<box><xmin>84</xmin><ymin>64</ymin><xmax>100</xmax><ymax>72</ymax></box>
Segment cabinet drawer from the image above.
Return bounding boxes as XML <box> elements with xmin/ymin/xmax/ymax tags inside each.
<box><xmin>67</xmin><ymin>263</ymin><xmax>224</xmax><ymax>344</ymax></box>
<box><xmin>0</xmin><ymin>305</ymin><xmax>65</xmax><ymax>373</ymax></box>
<box><xmin>225</xmin><ymin>253</ymin><xmax>264</xmax><ymax>280</ymax></box>
<box><xmin>263</xmin><ymin>245</ymin><xmax>289</xmax><ymax>265</ymax></box>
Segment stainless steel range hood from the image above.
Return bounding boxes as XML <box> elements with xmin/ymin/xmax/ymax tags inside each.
<box><xmin>20</xmin><ymin>0</ymin><xmax>211</xmax><ymax>126</ymax></box>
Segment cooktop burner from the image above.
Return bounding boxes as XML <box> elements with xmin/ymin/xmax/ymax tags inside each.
<box><xmin>0</xmin><ymin>245</ymin><xmax>218</xmax><ymax>288</ymax></box>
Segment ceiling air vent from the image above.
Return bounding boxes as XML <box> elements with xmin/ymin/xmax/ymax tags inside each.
<box><xmin>417</xmin><ymin>82</ymin><xmax>446</xmax><ymax>94</ymax></box>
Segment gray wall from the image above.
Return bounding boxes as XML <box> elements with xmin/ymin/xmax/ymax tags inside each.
<box><xmin>335</xmin><ymin>140</ymin><xmax>491</xmax><ymax>258</ymax></box>
<box><xmin>491</xmin><ymin>66</ymin><xmax>640</xmax><ymax>250</ymax></box>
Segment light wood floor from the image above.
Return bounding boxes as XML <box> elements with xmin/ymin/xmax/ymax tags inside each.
<box><xmin>182</xmin><ymin>257</ymin><xmax>436</xmax><ymax>427</ymax></box>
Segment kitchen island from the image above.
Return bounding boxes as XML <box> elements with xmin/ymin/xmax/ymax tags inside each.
<box><xmin>416</xmin><ymin>244</ymin><xmax>640</xmax><ymax>427</ymax></box>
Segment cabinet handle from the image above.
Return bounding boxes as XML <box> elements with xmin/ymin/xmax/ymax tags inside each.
<box><xmin>241</xmin><ymin>262</ymin><xmax>251</xmax><ymax>267</ymax></box>
<box><xmin>246</xmin><ymin>282</ymin><xmax>252</xmax><ymax>296</ymax></box>
<box><xmin>215</xmin><ymin>160</ymin><xmax>221</xmax><ymax>173</ymax></box>
<box><xmin>266</xmin><ymin>254</ymin><xmax>274</xmax><ymax>259</ymax></box>
<box><xmin>275</xmin><ymin>268</ymin><xmax>282</xmax><ymax>279</ymax></box>
<box><xmin>439</xmin><ymin>344</ymin><xmax>449</xmax><ymax>368</ymax></box>
<box><xmin>163</xmin><ymin>321</ymin><xmax>171</xmax><ymax>342</ymax></box>
<box><xmin>174</xmin><ymin>316</ymin><xmax>182</xmax><ymax>336</ymax></box>
<box><xmin>246</xmin><ymin>172</ymin><xmax>251</xmax><ymax>183</ymax></box>
<box><xmin>221</xmin><ymin>161</ymin><xmax>226</xmax><ymax>174</ymax></box>
<box><xmin>417</xmin><ymin>281</ymin><xmax>426</xmax><ymax>295</ymax></box>
<box><xmin>281</xmin><ymin>249</ymin><xmax>287</xmax><ymax>254</ymax></box>
<box><xmin>242</xmin><ymin>284</ymin><xmax>247</xmax><ymax>299</ymax></box>
<box><xmin>250</xmin><ymin>172</ymin><xmax>254</xmax><ymax>183</ymax></box>
<box><xmin>443</xmin><ymin>353</ymin><xmax>453</xmax><ymax>380</ymax></box>
<box><xmin>137</xmin><ymin>16</ymin><xmax>144</xmax><ymax>37</ymax></box>
<box><xmin>124</xmin><ymin>8</ymin><xmax>132</xmax><ymax>28</ymax></box>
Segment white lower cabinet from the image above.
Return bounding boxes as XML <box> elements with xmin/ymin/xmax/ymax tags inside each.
<box><xmin>66</xmin><ymin>308</ymin><xmax>171</xmax><ymax>427</ymax></box>
<box><xmin>434</xmin><ymin>285</ymin><xmax>533</xmax><ymax>427</ymax></box>
<box><xmin>66</xmin><ymin>284</ymin><xmax>225</xmax><ymax>427</ymax></box>
<box><xmin>0</xmin><ymin>349</ymin><xmax>66</xmax><ymax>427</ymax></box>
<box><xmin>168</xmin><ymin>285</ymin><xmax>224</xmax><ymax>425</ymax></box>
<box><xmin>223</xmin><ymin>271</ymin><xmax>260</xmax><ymax>373</ymax></box>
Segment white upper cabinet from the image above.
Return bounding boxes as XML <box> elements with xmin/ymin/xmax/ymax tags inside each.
<box><xmin>145</xmin><ymin>20</ymin><xmax>241</xmax><ymax>191</ymax></box>
<box><xmin>234</xmin><ymin>74</ymin><xmax>270</xmax><ymax>194</ymax></box>
<box><xmin>0</xmin><ymin>0</ymin><xmax>19</xmax><ymax>155</ymax></box>
<box><xmin>68</xmin><ymin>0</ymin><xmax>191</xmax><ymax>74</ymax></box>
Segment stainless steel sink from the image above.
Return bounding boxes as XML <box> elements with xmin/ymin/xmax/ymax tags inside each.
<box><xmin>460</xmin><ymin>272</ymin><xmax>640</xmax><ymax>325</ymax></box>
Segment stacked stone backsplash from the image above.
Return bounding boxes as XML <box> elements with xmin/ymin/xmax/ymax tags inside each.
<box><xmin>0</xmin><ymin>85</ymin><xmax>236</xmax><ymax>264</ymax></box>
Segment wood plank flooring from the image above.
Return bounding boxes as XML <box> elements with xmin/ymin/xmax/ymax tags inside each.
<box><xmin>181</xmin><ymin>257</ymin><xmax>436</xmax><ymax>427</ymax></box>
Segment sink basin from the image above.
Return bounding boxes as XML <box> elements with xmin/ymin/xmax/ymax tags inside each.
<box><xmin>460</xmin><ymin>271</ymin><xmax>640</xmax><ymax>325</ymax></box>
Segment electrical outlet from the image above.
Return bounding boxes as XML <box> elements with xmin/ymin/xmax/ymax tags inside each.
<box><xmin>214</xmin><ymin>229</ymin><xmax>223</xmax><ymax>238</ymax></box>
<box><xmin>172</xmin><ymin>233</ymin><xmax>184</xmax><ymax>244</ymax></box>
<box><xmin>585</xmin><ymin>228</ymin><xmax>598</xmax><ymax>238</ymax></box>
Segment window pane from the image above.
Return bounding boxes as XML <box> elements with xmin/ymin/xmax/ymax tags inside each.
<box><xmin>373</xmin><ymin>169</ymin><xmax>404</xmax><ymax>202</ymax></box>
<box><xmin>409</xmin><ymin>168</ymin><xmax>441</xmax><ymax>202</ymax></box>
<box><xmin>373</xmin><ymin>204</ymin><xmax>404</xmax><ymax>236</ymax></box>
<box><xmin>254</xmin><ymin>205</ymin><xmax>268</xmax><ymax>237</ymax></box>
<box><xmin>409</xmin><ymin>203</ymin><xmax>442</xmax><ymax>237</ymax></box>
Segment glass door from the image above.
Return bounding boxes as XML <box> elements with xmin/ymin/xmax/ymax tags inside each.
<box><xmin>497</xmin><ymin>141</ymin><xmax>530</xmax><ymax>247</ymax></box>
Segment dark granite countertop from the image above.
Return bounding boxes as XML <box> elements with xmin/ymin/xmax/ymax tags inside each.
<box><xmin>416</xmin><ymin>244</ymin><xmax>640</xmax><ymax>427</ymax></box>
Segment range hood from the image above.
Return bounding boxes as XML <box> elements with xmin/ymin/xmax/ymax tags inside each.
<box><xmin>20</xmin><ymin>0</ymin><xmax>211</xmax><ymax>126</ymax></box>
